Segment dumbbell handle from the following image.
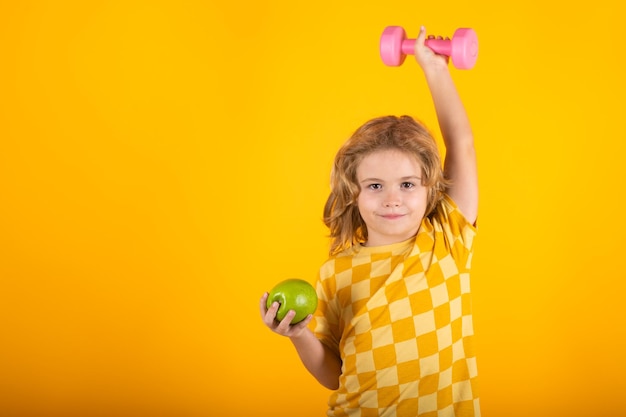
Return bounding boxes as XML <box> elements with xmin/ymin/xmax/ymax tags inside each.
<box><xmin>401</xmin><ymin>39</ymin><xmax>452</xmax><ymax>57</ymax></box>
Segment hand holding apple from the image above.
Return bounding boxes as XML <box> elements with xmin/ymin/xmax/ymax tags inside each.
<box><xmin>265</xmin><ymin>278</ymin><xmax>318</xmax><ymax>324</ymax></box>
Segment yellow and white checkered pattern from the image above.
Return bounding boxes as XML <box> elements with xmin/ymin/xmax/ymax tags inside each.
<box><xmin>313</xmin><ymin>195</ymin><xmax>480</xmax><ymax>417</ymax></box>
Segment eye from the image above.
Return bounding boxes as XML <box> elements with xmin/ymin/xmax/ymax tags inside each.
<box><xmin>401</xmin><ymin>182</ymin><xmax>415</xmax><ymax>189</ymax></box>
<box><xmin>367</xmin><ymin>183</ymin><xmax>382</xmax><ymax>190</ymax></box>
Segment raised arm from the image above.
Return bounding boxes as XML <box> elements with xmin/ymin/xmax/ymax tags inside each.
<box><xmin>414</xmin><ymin>26</ymin><xmax>478</xmax><ymax>224</ymax></box>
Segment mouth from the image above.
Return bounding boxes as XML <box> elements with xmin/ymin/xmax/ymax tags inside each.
<box><xmin>380</xmin><ymin>213</ymin><xmax>405</xmax><ymax>220</ymax></box>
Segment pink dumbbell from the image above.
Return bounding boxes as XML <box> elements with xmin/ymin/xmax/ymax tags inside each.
<box><xmin>380</xmin><ymin>26</ymin><xmax>479</xmax><ymax>69</ymax></box>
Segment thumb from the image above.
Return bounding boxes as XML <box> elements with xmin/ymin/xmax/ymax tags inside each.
<box><xmin>415</xmin><ymin>25</ymin><xmax>426</xmax><ymax>47</ymax></box>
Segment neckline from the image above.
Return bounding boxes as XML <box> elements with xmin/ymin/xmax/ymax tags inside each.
<box><xmin>354</xmin><ymin>235</ymin><xmax>416</xmax><ymax>255</ymax></box>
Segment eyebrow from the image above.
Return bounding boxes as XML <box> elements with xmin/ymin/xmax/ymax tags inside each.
<box><xmin>359</xmin><ymin>175</ymin><xmax>422</xmax><ymax>184</ymax></box>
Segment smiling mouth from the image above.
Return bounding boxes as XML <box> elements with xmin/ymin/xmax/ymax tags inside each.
<box><xmin>381</xmin><ymin>214</ymin><xmax>405</xmax><ymax>219</ymax></box>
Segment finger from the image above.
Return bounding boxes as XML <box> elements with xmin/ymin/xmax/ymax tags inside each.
<box><xmin>264</xmin><ymin>301</ymin><xmax>281</xmax><ymax>326</ymax></box>
<box><xmin>259</xmin><ymin>292</ymin><xmax>269</xmax><ymax>315</ymax></box>
<box><xmin>293</xmin><ymin>314</ymin><xmax>314</xmax><ymax>330</ymax></box>
<box><xmin>275</xmin><ymin>309</ymin><xmax>297</xmax><ymax>332</ymax></box>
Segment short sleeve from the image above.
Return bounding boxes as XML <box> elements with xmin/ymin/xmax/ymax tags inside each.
<box><xmin>311</xmin><ymin>259</ymin><xmax>342</xmax><ymax>356</ymax></box>
<box><xmin>431</xmin><ymin>194</ymin><xmax>478</xmax><ymax>267</ymax></box>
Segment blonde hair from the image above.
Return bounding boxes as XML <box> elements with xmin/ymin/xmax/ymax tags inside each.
<box><xmin>323</xmin><ymin>115</ymin><xmax>449</xmax><ymax>255</ymax></box>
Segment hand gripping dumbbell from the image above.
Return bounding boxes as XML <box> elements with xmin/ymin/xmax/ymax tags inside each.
<box><xmin>380</xmin><ymin>26</ymin><xmax>479</xmax><ymax>69</ymax></box>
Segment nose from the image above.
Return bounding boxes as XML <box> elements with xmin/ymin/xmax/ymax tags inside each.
<box><xmin>383</xmin><ymin>190</ymin><xmax>401</xmax><ymax>208</ymax></box>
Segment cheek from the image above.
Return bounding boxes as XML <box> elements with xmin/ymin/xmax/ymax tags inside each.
<box><xmin>411</xmin><ymin>190</ymin><xmax>429</xmax><ymax>210</ymax></box>
<box><xmin>357</xmin><ymin>193</ymin><xmax>374</xmax><ymax>213</ymax></box>
<box><xmin>356</xmin><ymin>194</ymin><xmax>366</xmax><ymax>212</ymax></box>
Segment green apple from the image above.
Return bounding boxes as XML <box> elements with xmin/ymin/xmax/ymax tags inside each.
<box><xmin>266</xmin><ymin>278</ymin><xmax>318</xmax><ymax>324</ymax></box>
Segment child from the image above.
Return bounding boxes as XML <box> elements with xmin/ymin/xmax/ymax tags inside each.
<box><xmin>260</xmin><ymin>26</ymin><xmax>480</xmax><ymax>416</ymax></box>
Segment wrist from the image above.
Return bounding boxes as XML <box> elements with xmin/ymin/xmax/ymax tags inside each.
<box><xmin>289</xmin><ymin>327</ymin><xmax>313</xmax><ymax>344</ymax></box>
<box><xmin>422</xmin><ymin>64</ymin><xmax>453</xmax><ymax>87</ymax></box>
<box><xmin>422</xmin><ymin>61</ymin><xmax>450</xmax><ymax>77</ymax></box>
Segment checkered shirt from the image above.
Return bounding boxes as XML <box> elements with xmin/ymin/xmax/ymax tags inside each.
<box><xmin>313</xmin><ymin>194</ymin><xmax>480</xmax><ymax>417</ymax></box>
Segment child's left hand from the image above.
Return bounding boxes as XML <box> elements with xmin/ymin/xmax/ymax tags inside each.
<box><xmin>414</xmin><ymin>26</ymin><xmax>450</xmax><ymax>71</ymax></box>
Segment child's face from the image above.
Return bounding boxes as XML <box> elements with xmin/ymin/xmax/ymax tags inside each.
<box><xmin>356</xmin><ymin>149</ymin><xmax>428</xmax><ymax>247</ymax></box>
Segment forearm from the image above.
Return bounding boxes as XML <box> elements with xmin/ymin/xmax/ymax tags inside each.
<box><xmin>422</xmin><ymin>63</ymin><xmax>478</xmax><ymax>222</ymax></box>
<box><xmin>290</xmin><ymin>329</ymin><xmax>342</xmax><ymax>390</ymax></box>
<box><xmin>423</xmin><ymin>66</ymin><xmax>474</xmax><ymax>150</ymax></box>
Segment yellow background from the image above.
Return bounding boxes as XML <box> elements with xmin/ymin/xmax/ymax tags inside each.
<box><xmin>1</xmin><ymin>1</ymin><xmax>625</xmax><ymax>416</ymax></box>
